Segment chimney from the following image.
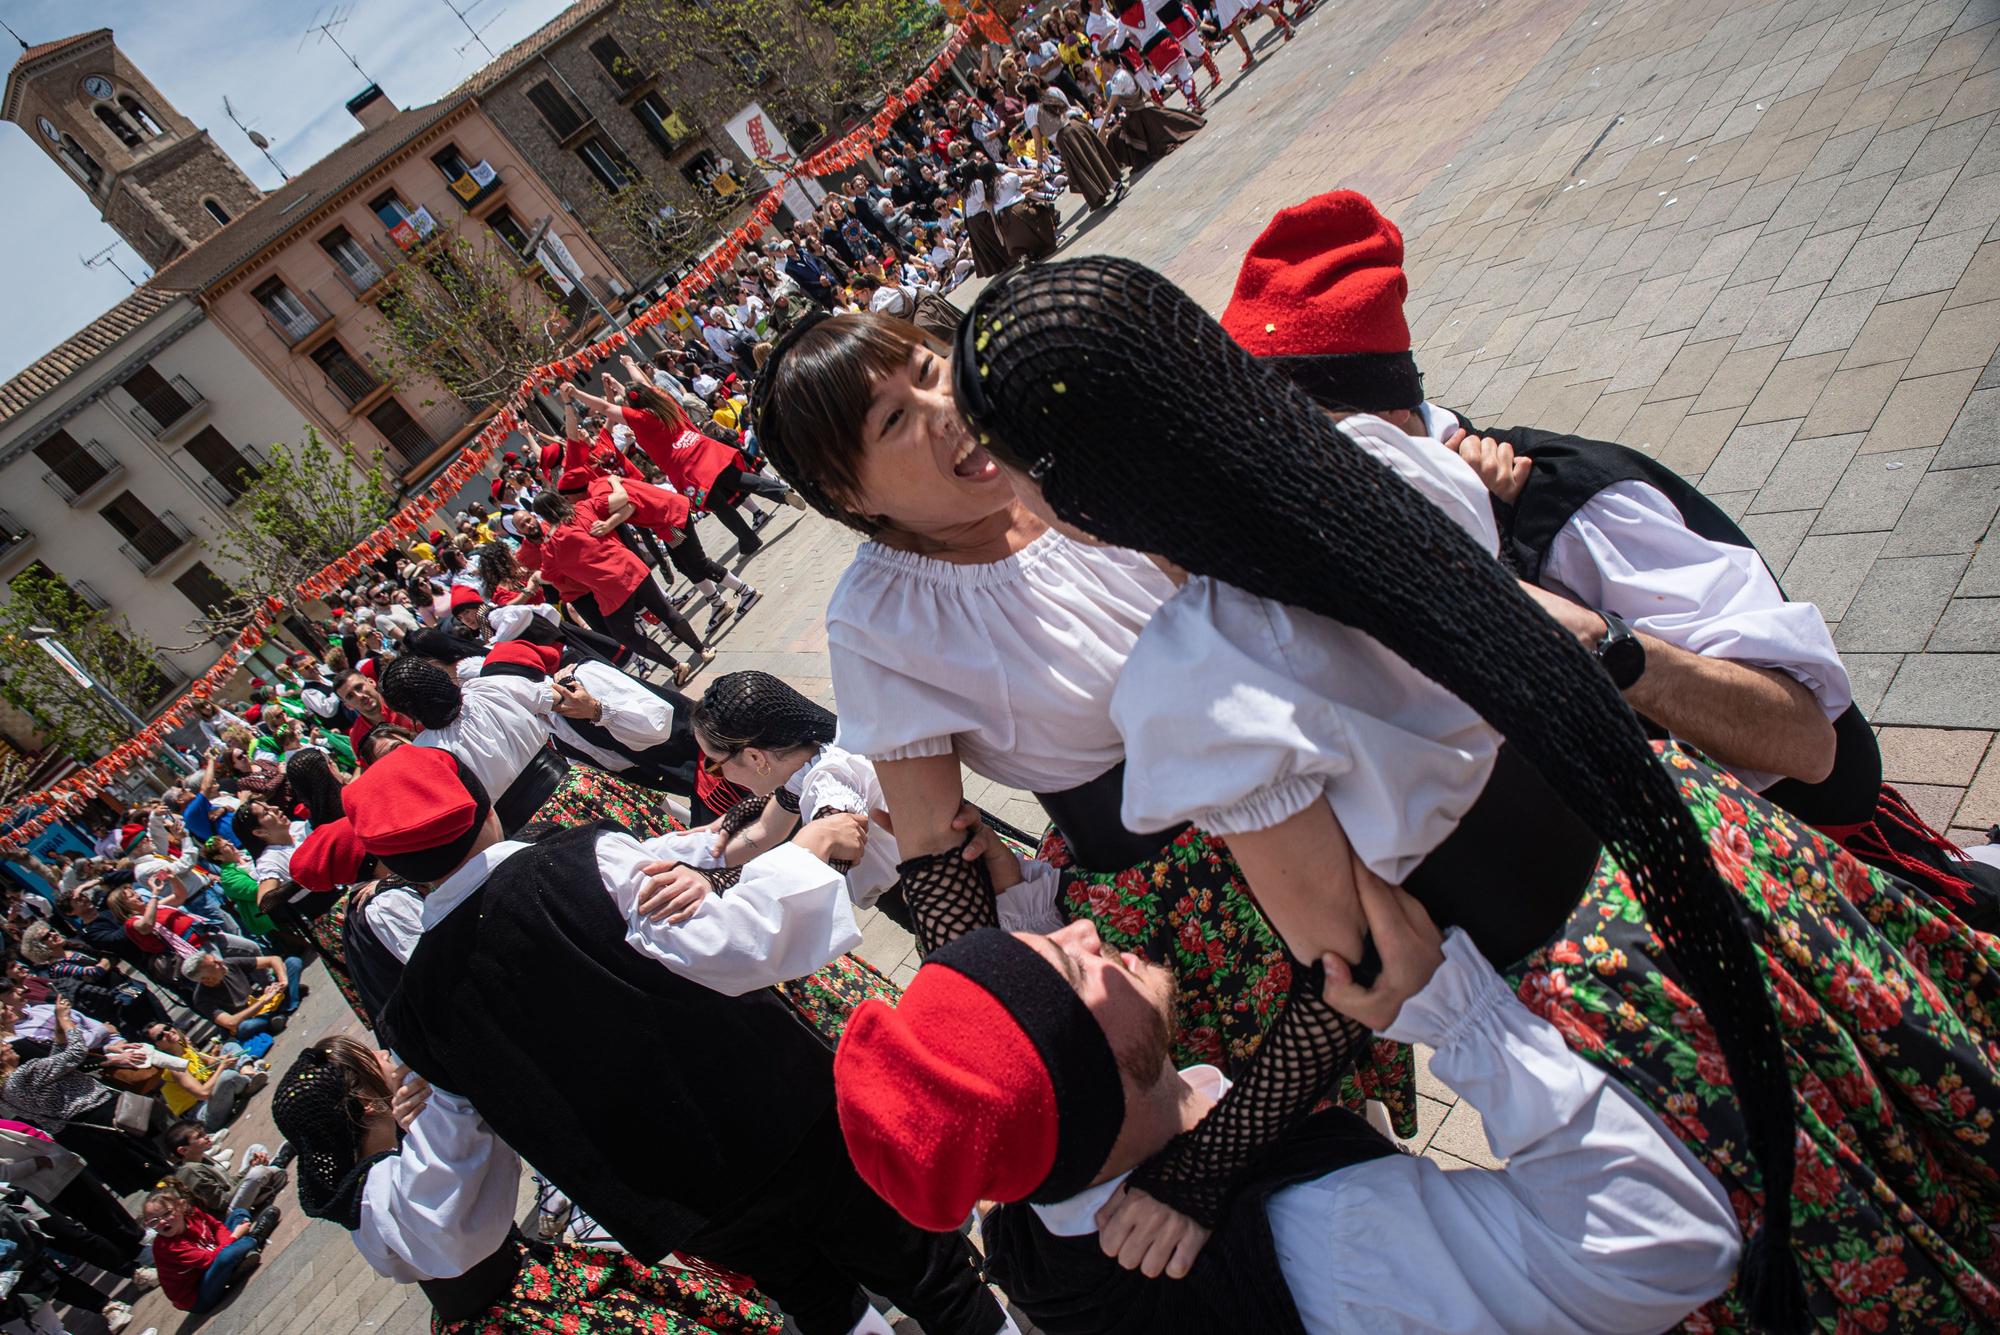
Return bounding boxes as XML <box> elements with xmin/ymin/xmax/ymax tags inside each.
<box><xmin>345</xmin><ymin>84</ymin><xmax>398</xmax><ymax>132</ymax></box>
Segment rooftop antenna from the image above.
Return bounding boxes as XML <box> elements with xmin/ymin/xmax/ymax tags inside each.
<box><xmin>222</xmin><ymin>96</ymin><xmax>290</xmax><ymax>181</ymax></box>
<box><xmin>300</xmin><ymin>3</ymin><xmax>375</xmax><ymax>86</ymax></box>
<box><xmin>81</xmin><ymin>243</ymin><xmax>141</xmax><ymax>289</ymax></box>
<box><xmin>0</xmin><ymin>17</ymin><xmax>30</xmax><ymax>51</ymax></box>
<box><xmin>441</xmin><ymin>0</ymin><xmax>507</xmax><ymax>60</ymax></box>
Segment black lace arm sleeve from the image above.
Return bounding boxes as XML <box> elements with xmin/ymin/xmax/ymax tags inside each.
<box><xmin>716</xmin><ymin>793</ymin><xmax>773</xmax><ymax>842</ymax></box>
<box><xmin>698</xmin><ymin>865</ymin><xmax>743</xmax><ymax>892</ymax></box>
<box><xmin>895</xmin><ymin>844</ymin><xmax>999</xmax><ymax>957</ymax></box>
<box><xmin>1126</xmin><ymin>958</ymin><xmax>1370</xmax><ymax>1228</ymax></box>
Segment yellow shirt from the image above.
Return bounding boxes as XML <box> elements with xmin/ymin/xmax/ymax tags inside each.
<box><xmin>161</xmin><ymin>1045</ymin><xmax>213</xmax><ymax>1118</ymax></box>
<box><xmin>410</xmin><ymin>542</ymin><xmax>435</xmax><ymax>562</ymax></box>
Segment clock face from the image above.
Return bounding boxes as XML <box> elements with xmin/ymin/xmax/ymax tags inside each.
<box><xmin>82</xmin><ymin>75</ymin><xmax>115</xmax><ymax>100</ymax></box>
<box><xmin>36</xmin><ymin>115</ymin><xmax>60</xmax><ymax>143</ymax></box>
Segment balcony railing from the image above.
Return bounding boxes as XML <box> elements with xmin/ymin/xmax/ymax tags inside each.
<box><xmin>321</xmin><ymin>354</ymin><xmax>384</xmax><ymax>408</ymax></box>
<box><xmin>116</xmin><ymin>510</ymin><xmax>194</xmax><ymax>574</ymax></box>
<box><xmin>123</xmin><ymin>374</ymin><xmax>206</xmax><ymax>439</ymax></box>
<box><xmin>258</xmin><ymin>289</ymin><xmax>333</xmax><ymax>346</ymax></box>
<box><xmin>445</xmin><ymin>162</ymin><xmax>502</xmax><ymax>210</ymax></box>
<box><xmin>40</xmin><ymin>436</ymin><xmax>124</xmax><ymax>505</ymax></box>
<box><xmin>381</xmin><ymin>402</ymin><xmax>474</xmax><ymax>471</ymax></box>
<box><xmin>0</xmin><ymin>509</ymin><xmax>31</xmax><ymax>561</ymax></box>
<box><xmin>69</xmin><ymin>580</ymin><xmax>108</xmax><ymax>611</ymax></box>
<box><xmin>328</xmin><ymin>255</ymin><xmax>387</xmax><ymax>298</ymax></box>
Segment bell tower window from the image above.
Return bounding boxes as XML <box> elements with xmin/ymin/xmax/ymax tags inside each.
<box><xmin>202</xmin><ymin>198</ymin><xmax>232</xmax><ymax>226</ymax></box>
<box><xmin>93</xmin><ymin>103</ymin><xmax>141</xmax><ymax>148</ymax></box>
<box><xmin>118</xmin><ymin>95</ymin><xmax>164</xmax><ymax>138</ymax></box>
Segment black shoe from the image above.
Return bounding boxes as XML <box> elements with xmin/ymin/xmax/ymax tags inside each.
<box><xmin>738</xmin><ymin>534</ymin><xmax>764</xmax><ymax>556</ymax></box>
<box><xmin>270</xmin><ymin>1143</ymin><xmax>296</xmax><ymax>1171</ymax></box>
<box><xmin>670</xmin><ymin>586</ymin><xmax>694</xmax><ymax>607</ymax></box>
<box><xmin>705</xmin><ymin>601</ymin><xmax>736</xmax><ymax>636</ymax></box>
<box><xmin>752</xmin><ymin>507</ymin><xmax>774</xmax><ymax>529</ymax></box>
<box><xmin>249</xmin><ymin>1206</ymin><xmax>281</xmax><ymax>1242</ymax></box>
<box><xmin>736</xmin><ymin>587</ymin><xmax>763</xmax><ymax>615</ymax></box>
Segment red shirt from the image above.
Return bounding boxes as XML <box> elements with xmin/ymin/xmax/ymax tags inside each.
<box><xmin>588</xmin><ymin>474</ymin><xmax>691</xmax><ymax>537</ymax></box>
<box><xmin>153</xmin><ymin>1207</ymin><xmax>233</xmax><ymax>1311</ymax></box>
<box><xmin>125</xmin><ymin>906</ymin><xmax>201</xmax><ymax>954</ymax></box>
<box><xmin>624</xmin><ymin>407</ymin><xmax>745</xmax><ymax>506</ymax></box>
<box><xmin>537</xmin><ymin>437</ymin><xmax>563</xmax><ymax>483</ymax></box>
<box><xmin>349</xmin><ymin>708</ymin><xmax>417</xmax><ymax>762</ymax></box>
<box><xmin>539</xmin><ymin>496</ymin><xmax>649</xmax><ymax>611</ymax></box>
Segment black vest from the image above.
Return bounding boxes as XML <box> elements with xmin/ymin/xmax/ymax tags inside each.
<box><xmin>1471</xmin><ymin>419</ymin><xmax>1883</xmax><ymax>828</ymax></box>
<box><xmin>984</xmin><ymin>1107</ymin><xmax>1398</xmax><ymax>1335</ymax></box>
<box><xmin>341</xmin><ymin>882</ymin><xmax>424</xmax><ymax>1046</ymax></box>
<box><xmin>381</xmin><ymin>824</ymin><xmax>837</xmax><ymax>1262</ymax></box>
<box><xmin>550</xmin><ymin>653</ymin><xmax>702</xmax><ymax>796</ymax></box>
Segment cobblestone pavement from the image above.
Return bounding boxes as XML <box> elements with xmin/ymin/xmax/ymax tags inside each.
<box><xmin>135</xmin><ymin>0</ymin><xmax>2000</xmax><ymax>1327</ymax></box>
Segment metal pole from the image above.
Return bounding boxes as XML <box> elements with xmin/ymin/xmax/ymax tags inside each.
<box><xmin>31</xmin><ymin>631</ymin><xmax>193</xmax><ymax>776</ymax></box>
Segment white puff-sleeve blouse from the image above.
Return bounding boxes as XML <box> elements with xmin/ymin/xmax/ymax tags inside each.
<box><xmin>826</xmin><ymin>529</ymin><xmax>1175</xmax><ymax>794</ymax></box>
<box><xmin>1113</xmin><ymin>416</ymin><xmax>1507</xmax><ymax>882</ymax></box>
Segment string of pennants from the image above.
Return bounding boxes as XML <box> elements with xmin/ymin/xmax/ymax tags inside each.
<box><xmin>0</xmin><ymin>21</ymin><xmax>976</xmax><ymax>852</ymax></box>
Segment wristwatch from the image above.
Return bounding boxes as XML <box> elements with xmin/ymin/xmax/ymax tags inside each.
<box><xmin>1594</xmin><ymin>610</ymin><xmax>1646</xmax><ymax>689</ymax></box>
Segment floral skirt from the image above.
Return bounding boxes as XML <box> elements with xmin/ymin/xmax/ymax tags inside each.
<box><xmin>776</xmin><ymin>953</ymin><xmax>901</xmax><ymax>1044</ymax></box>
<box><xmin>434</xmin><ymin>1238</ymin><xmax>783</xmax><ymax>1334</ymax></box>
<box><xmin>1510</xmin><ymin>745</ymin><xmax>2000</xmax><ymax>1331</ymax></box>
<box><xmin>532</xmin><ymin>764</ymin><xmax>680</xmax><ymax>839</ymax></box>
<box><xmin>302</xmin><ymin>887</ymin><xmax>370</xmax><ymax>1028</ymax></box>
<box><xmin>1040</xmin><ymin>824</ymin><xmax>1419</xmax><ymax>1139</ymax></box>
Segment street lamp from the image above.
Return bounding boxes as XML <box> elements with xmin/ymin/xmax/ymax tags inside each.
<box><xmin>28</xmin><ymin>625</ymin><xmax>191</xmax><ymax>777</ymax></box>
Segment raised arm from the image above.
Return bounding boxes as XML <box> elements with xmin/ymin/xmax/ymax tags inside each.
<box><xmin>875</xmin><ymin>750</ymin><xmax>1000</xmax><ymax>955</ymax></box>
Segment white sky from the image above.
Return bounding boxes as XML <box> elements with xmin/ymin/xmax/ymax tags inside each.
<box><xmin>0</xmin><ymin>0</ymin><xmax>576</xmax><ymax>381</ymax></box>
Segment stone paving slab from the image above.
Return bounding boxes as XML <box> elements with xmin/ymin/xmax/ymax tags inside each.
<box><xmin>150</xmin><ymin>0</ymin><xmax>2000</xmax><ymax>1328</ymax></box>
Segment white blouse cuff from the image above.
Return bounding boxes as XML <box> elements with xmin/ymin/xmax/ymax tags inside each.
<box><xmin>996</xmin><ymin>859</ymin><xmax>1066</xmax><ymax>935</ymax></box>
<box><xmin>864</xmin><ymin>735</ymin><xmax>955</xmax><ymax>764</ymax></box>
<box><xmin>1193</xmin><ymin>774</ymin><xmax>1327</xmax><ymax>839</ymax></box>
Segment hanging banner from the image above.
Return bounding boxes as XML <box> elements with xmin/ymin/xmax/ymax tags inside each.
<box><xmin>724</xmin><ymin>103</ymin><xmax>824</xmax><ymax>224</ymax></box>
<box><xmin>536</xmin><ymin>230</ymin><xmax>581</xmax><ymax>295</ymax></box>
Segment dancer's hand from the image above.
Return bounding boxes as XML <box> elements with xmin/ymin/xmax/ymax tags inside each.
<box><xmin>390</xmin><ymin>1063</ymin><xmax>431</xmax><ymax>1130</ymax></box>
<box><xmin>793</xmin><ymin>811</ymin><xmax>869</xmax><ymax>866</ymax></box>
<box><xmin>873</xmin><ymin>801</ymin><xmax>1021</xmax><ymax>890</ymax></box>
<box><xmin>1441</xmin><ymin>428</ymin><xmax>1531</xmax><ymax>503</ymax></box>
<box><xmin>1319</xmin><ymin>872</ymin><xmax>1445</xmax><ymax>1032</ymax></box>
<box><xmin>550</xmin><ymin>675</ymin><xmax>602</xmax><ymax>720</ymax></box>
<box><xmin>636</xmin><ymin>863</ymin><xmax>711</xmax><ymax>923</ymax></box>
<box><xmin>1094</xmin><ymin>1183</ymin><xmax>1211</xmax><ymax>1278</ymax></box>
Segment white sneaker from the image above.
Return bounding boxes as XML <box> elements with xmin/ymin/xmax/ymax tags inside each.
<box><xmin>130</xmin><ymin>1265</ymin><xmax>160</xmax><ymax>1292</ymax></box>
<box><xmin>103</xmin><ymin>1300</ymin><xmax>134</xmax><ymax>1332</ymax></box>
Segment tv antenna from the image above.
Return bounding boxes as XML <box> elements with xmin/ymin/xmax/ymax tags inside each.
<box><xmin>441</xmin><ymin>0</ymin><xmax>508</xmax><ymax>60</ymax></box>
<box><xmin>0</xmin><ymin>17</ymin><xmax>30</xmax><ymax>52</ymax></box>
<box><xmin>301</xmin><ymin>4</ymin><xmax>375</xmax><ymax>86</ymax></box>
<box><xmin>81</xmin><ymin>243</ymin><xmax>141</xmax><ymax>289</ymax></box>
<box><xmin>223</xmin><ymin>96</ymin><xmax>290</xmax><ymax>181</ymax></box>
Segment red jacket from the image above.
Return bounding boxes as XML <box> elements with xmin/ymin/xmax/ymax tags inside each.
<box><xmin>538</xmin><ymin>494</ymin><xmax>650</xmax><ymax>611</ymax></box>
<box><xmin>153</xmin><ymin>1207</ymin><xmax>234</xmax><ymax>1310</ymax></box>
<box><xmin>588</xmin><ymin>474</ymin><xmax>691</xmax><ymax>538</ymax></box>
<box><xmin>124</xmin><ymin>905</ymin><xmax>202</xmax><ymax>954</ymax></box>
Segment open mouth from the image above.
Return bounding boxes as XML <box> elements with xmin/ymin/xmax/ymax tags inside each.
<box><xmin>950</xmin><ymin>435</ymin><xmax>999</xmax><ymax>481</ymax></box>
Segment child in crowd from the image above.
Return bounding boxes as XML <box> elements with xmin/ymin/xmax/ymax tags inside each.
<box><xmin>142</xmin><ymin>1182</ymin><xmax>274</xmax><ymax>1314</ymax></box>
<box><xmin>164</xmin><ymin>1119</ymin><xmax>288</xmax><ymax>1221</ymax></box>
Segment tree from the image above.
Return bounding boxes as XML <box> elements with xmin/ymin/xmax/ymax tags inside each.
<box><xmin>373</xmin><ymin>225</ymin><xmax>574</xmax><ymax>412</ymax></box>
<box><xmin>0</xmin><ymin>568</ymin><xmax>176</xmax><ymax>761</ymax></box>
<box><xmin>200</xmin><ymin>427</ymin><xmax>399</xmax><ymax>630</ymax></box>
<box><xmin>577</xmin><ymin>173</ymin><xmax>745</xmax><ymax>284</ymax></box>
<box><xmin>624</xmin><ymin>0</ymin><xmax>949</xmax><ymax>149</ymax></box>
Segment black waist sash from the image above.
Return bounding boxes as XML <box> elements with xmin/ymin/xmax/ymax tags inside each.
<box><xmin>1035</xmin><ymin>762</ymin><xmax>1190</xmax><ymax>874</ymax></box>
<box><xmin>494</xmin><ymin>746</ymin><xmax>569</xmax><ymax>834</ymax></box>
<box><xmin>418</xmin><ymin>1233</ymin><xmax>527</xmax><ymax>1322</ymax></box>
<box><xmin>1404</xmin><ymin>743</ymin><xmax>1604</xmax><ymax>969</ymax></box>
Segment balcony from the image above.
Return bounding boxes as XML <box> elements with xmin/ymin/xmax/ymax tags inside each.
<box><xmin>187</xmin><ymin>445</ymin><xmax>268</xmax><ymax>509</ymax></box>
<box><xmin>123</xmin><ymin>374</ymin><xmax>206</xmax><ymax>439</ymax></box>
<box><xmin>0</xmin><ymin>510</ymin><xmax>33</xmax><ymax>568</ymax></box>
<box><xmin>40</xmin><ymin>436</ymin><xmax>125</xmax><ymax>506</ymax></box>
<box><xmin>445</xmin><ymin>162</ymin><xmax>502</xmax><ymax>211</ymax></box>
<box><xmin>69</xmin><ymin>580</ymin><xmax>108</xmax><ymax>611</ymax></box>
<box><xmin>381</xmin><ymin>401</ymin><xmax>474</xmax><ymax>474</ymax></box>
<box><xmin>321</xmin><ymin>354</ymin><xmax>385</xmax><ymax>409</ymax></box>
<box><xmin>328</xmin><ymin>255</ymin><xmax>387</xmax><ymax>299</ymax></box>
<box><xmin>258</xmin><ymin>290</ymin><xmax>333</xmax><ymax>346</ymax></box>
<box><xmin>116</xmin><ymin>511</ymin><xmax>194</xmax><ymax>575</ymax></box>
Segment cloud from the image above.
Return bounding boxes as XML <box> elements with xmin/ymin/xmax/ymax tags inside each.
<box><xmin>0</xmin><ymin>0</ymin><xmax>571</xmax><ymax>382</ymax></box>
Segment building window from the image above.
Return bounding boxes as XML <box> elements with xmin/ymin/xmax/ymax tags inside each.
<box><xmin>576</xmin><ymin>135</ymin><xmax>635</xmax><ymax>192</ymax></box>
<box><xmin>431</xmin><ymin>143</ymin><xmax>473</xmax><ymax>183</ymax></box>
<box><xmin>58</xmin><ymin>133</ymin><xmax>103</xmax><ymax>188</ymax></box>
<box><xmin>526</xmin><ymin>79</ymin><xmax>587</xmax><ymax>139</ymax></box>
<box><xmin>93</xmin><ymin>103</ymin><xmax>141</xmax><ymax>148</ymax></box>
<box><xmin>588</xmin><ymin>34</ymin><xmax>646</xmax><ymax>91</ymax></box>
<box><xmin>202</xmin><ymin>197</ymin><xmax>231</xmax><ymax>225</ymax></box>
<box><xmin>369</xmin><ymin>190</ymin><xmax>411</xmax><ymax>230</ymax></box>
<box><xmin>34</xmin><ymin>430</ymin><xmax>115</xmax><ymax>501</ymax></box>
<box><xmin>311</xmin><ymin>340</ymin><xmax>381</xmax><ymax>407</ymax></box>
<box><xmin>632</xmin><ymin>91</ymin><xmax>690</xmax><ymax>154</ymax></box>
<box><xmin>251</xmin><ymin>276</ymin><xmax>324</xmax><ymax>344</ymax></box>
<box><xmin>486</xmin><ymin>205</ymin><xmax>532</xmax><ymax>258</ymax></box>
<box><xmin>368</xmin><ymin>399</ymin><xmax>435</xmax><ymax>468</ymax></box>
<box><xmin>680</xmin><ymin>149</ymin><xmax>739</xmax><ymax>198</ymax></box>
<box><xmin>174</xmin><ymin>562</ymin><xmax>238</xmax><ymax>620</ymax></box>
<box><xmin>183</xmin><ymin>427</ymin><xmax>260</xmax><ymax>500</ymax></box>
<box><xmin>118</xmin><ymin>95</ymin><xmax>163</xmax><ymax>137</ymax></box>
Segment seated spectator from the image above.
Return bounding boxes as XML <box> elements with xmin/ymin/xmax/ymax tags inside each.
<box><xmin>834</xmin><ymin>882</ymin><xmax>1741</xmax><ymax>1333</ymax></box>
<box><xmin>103</xmin><ymin>887</ymin><xmax>259</xmax><ymax>974</ymax></box>
<box><xmin>163</xmin><ymin>1119</ymin><xmax>286</xmax><ymax>1221</ymax></box>
<box><xmin>17</xmin><ymin>922</ymin><xmax>171</xmax><ymax>1037</ymax></box>
<box><xmin>146</xmin><ymin>1022</ymin><xmax>265</xmax><ymax>1131</ymax></box>
<box><xmin>141</xmin><ymin>1182</ymin><xmax>274</xmax><ymax>1314</ymax></box>
<box><xmin>0</xmin><ymin>998</ymin><xmax>173</xmax><ymax>1196</ymax></box>
<box><xmin>182</xmin><ymin>951</ymin><xmax>302</xmax><ymax>1041</ymax></box>
<box><xmin>200</xmin><ymin>838</ymin><xmax>277</xmax><ymax>940</ymax></box>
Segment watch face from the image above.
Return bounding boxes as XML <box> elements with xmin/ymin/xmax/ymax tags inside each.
<box><xmin>36</xmin><ymin>115</ymin><xmax>60</xmax><ymax>143</ymax></box>
<box><xmin>81</xmin><ymin>75</ymin><xmax>115</xmax><ymax>100</ymax></box>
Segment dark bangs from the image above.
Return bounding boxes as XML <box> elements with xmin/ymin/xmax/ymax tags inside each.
<box><xmin>760</xmin><ymin>312</ymin><xmax>926</xmax><ymax>531</ymax></box>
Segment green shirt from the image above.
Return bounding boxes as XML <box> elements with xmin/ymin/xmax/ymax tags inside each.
<box><xmin>215</xmin><ymin>862</ymin><xmax>276</xmax><ymax>936</ymax></box>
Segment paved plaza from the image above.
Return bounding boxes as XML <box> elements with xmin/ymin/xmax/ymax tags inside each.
<box><xmin>124</xmin><ymin>0</ymin><xmax>2000</xmax><ymax>1327</ymax></box>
